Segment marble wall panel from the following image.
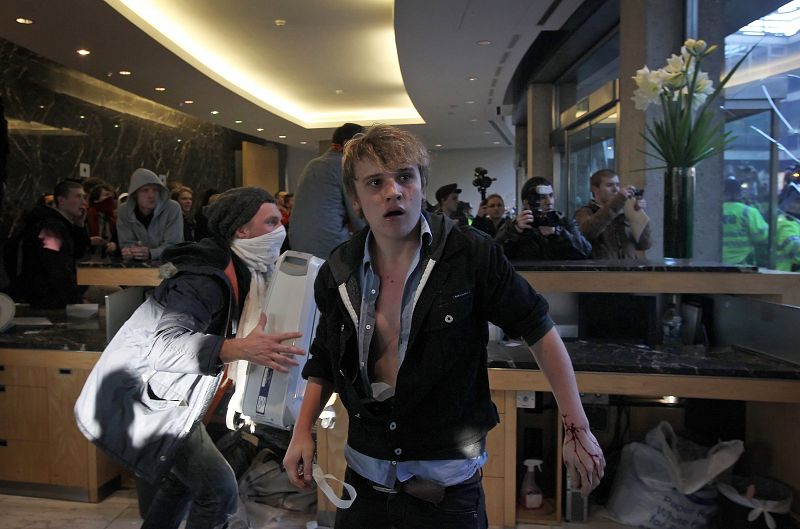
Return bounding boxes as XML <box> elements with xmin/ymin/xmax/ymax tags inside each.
<box><xmin>0</xmin><ymin>38</ymin><xmax>282</xmax><ymax>220</ymax></box>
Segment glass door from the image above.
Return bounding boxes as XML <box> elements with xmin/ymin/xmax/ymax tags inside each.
<box><xmin>564</xmin><ymin>108</ymin><xmax>617</xmax><ymax>216</ymax></box>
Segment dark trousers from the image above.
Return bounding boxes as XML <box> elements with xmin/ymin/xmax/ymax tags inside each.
<box><xmin>139</xmin><ymin>422</ymin><xmax>238</xmax><ymax>529</ymax></box>
<box><xmin>334</xmin><ymin>467</ymin><xmax>488</xmax><ymax>529</ymax></box>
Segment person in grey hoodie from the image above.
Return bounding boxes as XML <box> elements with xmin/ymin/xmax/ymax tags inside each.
<box><xmin>117</xmin><ymin>168</ymin><xmax>183</xmax><ymax>260</ymax></box>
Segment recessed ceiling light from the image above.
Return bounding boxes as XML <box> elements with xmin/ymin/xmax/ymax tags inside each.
<box><xmin>468</xmin><ymin>76</ymin><xmax>478</xmax><ymax>81</ymax></box>
<box><xmin>465</xmin><ymin>100</ymin><xmax>475</xmax><ymax>104</ymax></box>
<box><xmin>300</xmin><ymin>141</ymin><xmax>307</xmax><ymax>145</ymax></box>
<box><xmin>79</xmin><ymin>115</ymin><xmax>85</xmax><ymax>119</ymax></box>
<box><xmin>483</xmin><ymin>131</ymin><xmax>492</xmax><ymax>135</ymax></box>
<box><xmin>278</xmin><ymin>135</ymin><xmax>287</xmax><ymax>139</ymax></box>
<box><xmin>434</xmin><ymin>144</ymin><xmax>443</xmax><ymax>148</ymax></box>
<box><xmin>210</xmin><ymin>110</ymin><xmax>219</xmax><ymax>115</ymax></box>
<box><xmin>114</xmin><ymin>124</ymin><xmax>119</xmax><ymax>128</ymax></box>
<box><xmin>470</xmin><ymin>118</ymin><xmax>478</xmax><ymax>122</ymax></box>
<box><xmin>183</xmin><ymin>100</ymin><xmax>194</xmax><ymax>104</ymax></box>
<box><xmin>154</xmin><ymin>87</ymin><xmax>166</xmax><ymax>92</ymax></box>
<box><xmin>38</xmin><ymin>105</ymin><xmax>44</xmax><ymax>109</ymax></box>
<box><xmin>177</xmin><ymin>139</ymin><xmax>182</xmax><ymax>142</ymax></box>
<box><xmin>119</xmin><ymin>70</ymin><xmax>131</xmax><ymax>76</ymax></box>
<box><xmin>256</xmin><ymin>127</ymin><xmax>264</xmax><ymax>132</ymax></box>
<box><xmin>493</xmin><ymin>141</ymin><xmax>501</xmax><ymax>145</ymax></box>
<box><xmin>15</xmin><ymin>17</ymin><xmax>33</xmax><ymax>25</ymax></box>
<box><xmin>274</xmin><ymin>19</ymin><xmax>287</xmax><ymax>26</ymax></box>
<box><xmin>234</xmin><ymin>120</ymin><xmax>243</xmax><ymax>124</ymax></box>
<box><xmin>335</xmin><ymin>89</ymin><xmax>344</xmax><ymax>95</ymax></box>
<box><xmin>76</xmin><ymin>49</ymin><xmax>91</xmax><ymax>56</ymax></box>
<box><xmin>476</xmin><ymin>40</ymin><xmax>492</xmax><ymax>46</ymax></box>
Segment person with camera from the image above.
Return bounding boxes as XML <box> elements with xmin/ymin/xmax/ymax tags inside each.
<box><xmin>496</xmin><ymin>176</ymin><xmax>591</xmax><ymax>260</ymax></box>
<box><xmin>575</xmin><ymin>169</ymin><xmax>651</xmax><ymax>260</ymax></box>
<box><xmin>472</xmin><ymin>194</ymin><xmax>509</xmax><ymax>237</ymax></box>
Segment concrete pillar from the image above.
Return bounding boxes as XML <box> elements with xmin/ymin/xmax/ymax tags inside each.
<box><xmin>618</xmin><ymin>0</ymin><xmax>684</xmax><ymax>258</ymax></box>
<box><xmin>693</xmin><ymin>0</ymin><xmax>727</xmax><ymax>261</ymax></box>
<box><xmin>526</xmin><ymin>84</ymin><xmax>555</xmax><ymax>204</ymax></box>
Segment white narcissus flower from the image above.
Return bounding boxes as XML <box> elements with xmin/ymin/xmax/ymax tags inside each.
<box><xmin>632</xmin><ymin>66</ymin><xmax>667</xmax><ymax>110</ymax></box>
<box><xmin>664</xmin><ymin>54</ymin><xmax>685</xmax><ymax>74</ymax></box>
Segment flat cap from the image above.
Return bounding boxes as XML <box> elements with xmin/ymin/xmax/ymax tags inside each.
<box><xmin>436</xmin><ymin>183</ymin><xmax>462</xmax><ymax>203</ymax></box>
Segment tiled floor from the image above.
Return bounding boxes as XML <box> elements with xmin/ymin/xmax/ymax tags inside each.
<box><xmin>0</xmin><ymin>489</ymin><xmax>631</xmax><ymax>529</ymax></box>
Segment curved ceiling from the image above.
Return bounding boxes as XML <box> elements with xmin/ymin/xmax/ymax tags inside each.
<box><xmin>106</xmin><ymin>0</ymin><xmax>423</xmax><ymax>128</ymax></box>
<box><xmin>0</xmin><ymin>0</ymin><xmax>585</xmax><ymax>150</ymax></box>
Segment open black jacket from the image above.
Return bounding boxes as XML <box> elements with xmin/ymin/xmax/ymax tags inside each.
<box><xmin>302</xmin><ymin>212</ymin><xmax>554</xmax><ymax>461</ymax></box>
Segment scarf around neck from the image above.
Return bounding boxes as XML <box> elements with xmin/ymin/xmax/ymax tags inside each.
<box><xmin>230</xmin><ymin>225</ymin><xmax>286</xmax><ymax>338</ymax></box>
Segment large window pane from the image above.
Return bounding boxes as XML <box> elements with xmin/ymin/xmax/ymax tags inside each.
<box><xmin>724</xmin><ymin>0</ymin><xmax>800</xmax><ymax>270</ymax></box>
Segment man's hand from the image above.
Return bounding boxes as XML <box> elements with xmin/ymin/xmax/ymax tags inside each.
<box><xmin>122</xmin><ymin>243</ymin><xmax>150</xmax><ymax>260</ymax></box>
<box><xmin>537</xmin><ymin>225</ymin><xmax>556</xmax><ymax>237</ymax></box>
<box><xmin>284</xmin><ymin>429</ymin><xmax>316</xmax><ymax>489</ymax></box>
<box><xmin>635</xmin><ymin>197</ymin><xmax>647</xmax><ymax>211</ymax></box>
<box><xmin>515</xmin><ymin>209</ymin><xmax>534</xmax><ymax>232</ymax></box>
<box><xmin>562</xmin><ymin>417</ymin><xmax>605</xmax><ymax>497</ymax></box>
<box><xmin>90</xmin><ymin>236</ymin><xmax>106</xmax><ymax>246</ymax></box>
<box><xmin>608</xmin><ymin>189</ymin><xmax>629</xmax><ymax>213</ymax></box>
<box><xmin>477</xmin><ymin>203</ymin><xmax>489</xmax><ymax>218</ymax></box>
<box><xmin>220</xmin><ymin>312</ymin><xmax>304</xmax><ymax>372</ymax></box>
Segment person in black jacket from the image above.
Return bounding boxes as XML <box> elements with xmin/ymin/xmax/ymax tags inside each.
<box><xmin>17</xmin><ymin>180</ymin><xmax>90</xmax><ymax>308</ymax></box>
<box><xmin>495</xmin><ymin>176</ymin><xmax>592</xmax><ymax>261</ymax></box>
<box><xmin>283</xmin><ymin>126</ymin><xmax>604</xmax><ymax>529</ymax></box>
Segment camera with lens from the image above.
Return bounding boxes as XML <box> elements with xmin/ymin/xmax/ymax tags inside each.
<box><xmin>472</xmin><ymin>167</ymin><xmax>496</xmax><ymax>199</ymax></box>
<box><xmin>531</xmin><ymin>208</ymin><xmax>560</xmax><ymax>228</ymax></box>
<box><xmin>632</xmin><ymin>187</ymin><xmax>645</xmax><ymax>198</ymax></box>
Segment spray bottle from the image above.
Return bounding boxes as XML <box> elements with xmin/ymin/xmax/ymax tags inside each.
<box><xmin>519</xmin><ymin>458</ymin><xmax>543</xmax><ymax>509</ymax></box>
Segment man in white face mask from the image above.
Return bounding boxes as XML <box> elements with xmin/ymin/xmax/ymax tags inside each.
<box><xmin>75</xmin><ymin>187</ymin><xmax>305</xmax><ymax>529</ymax></box>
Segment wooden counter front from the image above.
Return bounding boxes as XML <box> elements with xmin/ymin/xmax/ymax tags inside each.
<box><xmin>518</xmin><ymin>269</ymin><xmax>800</xmax><ymax>305</ymax></box>
<box><xmin>0</xmin><ymin>348</ymin><xmax>121</xmax><ymax>502</ymax></box>
<box><xmin>77</xmin><ymin>266</ymin><xmax>161</xmax><ymax>287</ymax></box>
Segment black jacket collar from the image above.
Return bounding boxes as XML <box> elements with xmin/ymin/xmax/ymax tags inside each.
<box><xmin>325</xmin><ymin>210</ymin><xmax>455</xmax><ymax>287</ymax></box>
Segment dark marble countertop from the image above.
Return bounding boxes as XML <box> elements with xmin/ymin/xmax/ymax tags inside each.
<box><xmin>4</xmin><ymin>305</ymin><xmax>799</xmax><ymax>380</ymax></box>
<box><xmin>0</xmin><ymin>306</ymin><xmax>106</xmax><ymax>352</ymax></box>
<box><xmin>510</xmin><ymin>259</ymin><xmax>758</xmax><ymax>272</ymax></box>
<box><xmin>488</xmin><ymin>340</ymin><xmax>800</xmax><ymax>380</ymax></box>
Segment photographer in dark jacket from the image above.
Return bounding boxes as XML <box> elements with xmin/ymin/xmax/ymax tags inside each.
<box><xmin>496</xmin><ymin>176</ymin><xmax>591</xmax><ymax>260</ymax></box>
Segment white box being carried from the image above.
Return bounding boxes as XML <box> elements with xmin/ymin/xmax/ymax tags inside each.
<box><xmin>229</xmin><ymin>251</ymin><xmax>323</xmax><ymax>430</ymax></box>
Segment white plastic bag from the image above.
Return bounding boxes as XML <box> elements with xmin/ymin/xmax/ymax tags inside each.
<box><xmin>606</xmin><ymin>421</ymin><xmax>744</xmax><ymax>529</ymax></box>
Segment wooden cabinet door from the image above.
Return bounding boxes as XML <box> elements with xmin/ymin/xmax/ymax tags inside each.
<box><xmin>0</xmin><ymin>440</ymin><xmax>50</xmax><ymax>482</ymax></box>
<box><xmin>47</xmin><ymin>367</ymin><xmax>89</xmax><ymax>488</ymax></box>
<box><xmin>0</xmin><ymin>385</ymin><xmax>48</xmax><ymax>440</ymax></box>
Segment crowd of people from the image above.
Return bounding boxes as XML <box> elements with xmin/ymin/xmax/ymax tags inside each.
<box><xmin>5</xmin><ymin>121</ymin><xmax>793</xmax><ymax>529</ymax></box>
<box><xmin>73</xmin><ymin>124</ymin><xmax>604</xmax><ymax>529</ymax></box>
<box><xmin>5</xmin><ymin>120</ymin><xmax>800</xmax><ymax>315</ymax></box>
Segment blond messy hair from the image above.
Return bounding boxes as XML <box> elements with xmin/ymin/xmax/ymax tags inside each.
<box><xmin>342</xmin><ymin>124</ymin><xmax>429</xmax><ymax>198</ymax></box>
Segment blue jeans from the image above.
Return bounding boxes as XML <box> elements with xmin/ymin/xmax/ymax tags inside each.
<box><xmin>334</xmin><ymin>468</ymin><xmax>487</xmax><ymax>529</ymax></box>
<box><xmin>140</xmin><ymin>422</ymin><xmax>238</xmax><ymax>529</ymax></box>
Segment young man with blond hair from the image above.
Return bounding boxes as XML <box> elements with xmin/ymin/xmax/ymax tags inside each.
<box><xmin>284</xmin><ymin>125</ymin><xmax>604</xmax><ymax>528</ymax></box>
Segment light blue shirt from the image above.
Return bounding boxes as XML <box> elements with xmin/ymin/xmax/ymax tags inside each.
<box><xmin>344</xmin><ymin>214</ymin><xmax>487</xmax><ymax>487</ymax></box>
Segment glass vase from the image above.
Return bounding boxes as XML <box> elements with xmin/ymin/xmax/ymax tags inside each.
<box><xmin>663</xmin><ymin>166</ymin><xmax>695</xmax><ymax>259</ymax></box>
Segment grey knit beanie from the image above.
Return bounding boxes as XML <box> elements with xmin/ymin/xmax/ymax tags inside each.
<box><xmin>206</xmin><ymin>187</ymin><xmax>274</xmax><ymax>240</ymax></box>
